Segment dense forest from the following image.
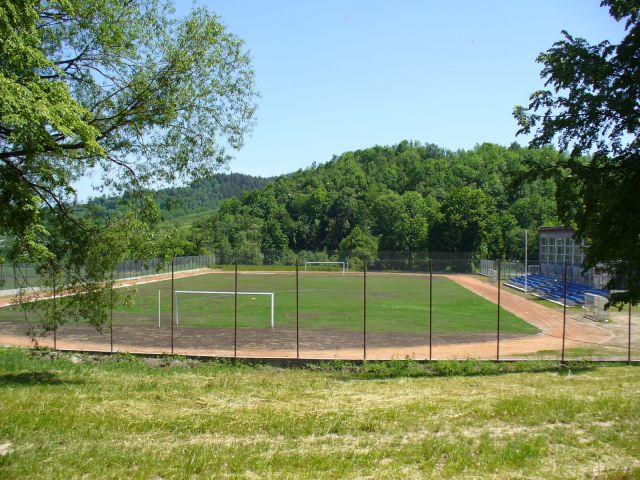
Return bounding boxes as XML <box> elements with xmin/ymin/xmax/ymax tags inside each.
<box><xmin>187</xmin><ymin>141</ymin><xmax>563</xmax><ymax>263</ymax></box>
<box><xmin>83</xmin><ymin>173</ymin><xmax>272</xmax><ymax>221</ymax></box>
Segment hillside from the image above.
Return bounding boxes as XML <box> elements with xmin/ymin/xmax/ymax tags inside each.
<box><xmin>85</xmin><ymin>173</ymin><xmax>272</xmax><ymax>224</ymax></box>
<box><xmin>188</xmin><ymin>141</ymin><xmax>562</xmax><ymax>262</ymax></box>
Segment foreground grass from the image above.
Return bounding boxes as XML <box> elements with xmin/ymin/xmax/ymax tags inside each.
<box><xmin>1</xmin><ymin>348</ymin><xmax>639</xmax><ymax>479</ymax></box>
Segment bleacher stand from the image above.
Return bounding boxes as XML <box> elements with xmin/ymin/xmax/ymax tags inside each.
<box><xmin>505</xmin><ymin>274</ymin><xmax>608</xmax><ymax>306</ymax></box>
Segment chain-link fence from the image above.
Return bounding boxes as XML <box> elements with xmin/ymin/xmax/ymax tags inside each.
<box><xmin>0</xmin><ymin>255</ymin><xmax>215</xmax><ymax>294</ymax></box>
<box><xmin>0</xmin><ymin>253</ymin><xmax>637</xmax><ymax>362</ymax></box>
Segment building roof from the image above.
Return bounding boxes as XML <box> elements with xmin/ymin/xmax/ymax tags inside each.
<box><xmin>538</xmin><ymin>226</ymin><xmax>575</xmax><ymax>234</ymax></box>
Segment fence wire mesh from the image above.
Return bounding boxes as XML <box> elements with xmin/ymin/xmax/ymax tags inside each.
<box><xmin>0</xmin><ymin>253</ymin><xmax>637</xmax><ymax>362</ymax></box>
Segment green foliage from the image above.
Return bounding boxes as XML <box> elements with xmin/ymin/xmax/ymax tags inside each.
<box><xmin>514</xmin><ymin>0</ymin><xmax>640</xmax><ymax>305</ymax></box>
<box><xmin>0</xmin><ymin>1</ymin><xmax>257</xmax><ymax>330</ymax></box>
<box><xmin>190</xmin><ymin>141</ymin><xmax>559</xmax><ymax>261</ymax></box>
<box><xmin>338</xmin><ymin>226</ymin><xmax>379</xmax><ymax>266</ymax></box>
<box><xmin>83</xmin><ymin>173</ymin><xmax>272</xmax><ymax>224</ymax></box>
<box><xmin>323</xmin><ymin>358</ymin><xmax>595</xmax><ymax>380</ymax></box>
<box><xmin>430</xmin><ymin>187</ymin><xmax>497</xmax><ymax>258</ymax></box>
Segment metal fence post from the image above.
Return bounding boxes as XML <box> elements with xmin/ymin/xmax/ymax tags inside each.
<box><xmin>52</xmin><ymin>272</ymin><xmax>57</xmax><ymax>351</ymax></box>
<box><xmin>496</xmin><ymin>260</ymin><xmax>501</xmax><ymax>361</ymax></box>
<box><xmin>629</xmin><ymin>302</ymin><xmax>632</xmax><ymax>364</ymax></box>
<box><xmin>363</xmin><ymin>258</ymin><xmax>367</xmax><ymax>361</ymax></box>
<box><xmin>429</xmin><ymin>258</ymin><xmax>433</xmax><ymax>361</ymax></box>
<box><xmin>296</xmin><ymin>258</ymin><xmax>300</xmax><ymax>359</ymax></box>
<box><xmin>110</xmin><ymin>272</ymin><xmax>114</xmax><ymax>354</ymax></box>
<box><xmin>562</xmin><ymin>261</ymin><xmax>568</xmax><ymax>363</ymax></box>
<box><xmin>234</xmin><ymin>260</ymin><xmax>238</xmax><ymax>359</ymax></box>
<box><xmin>171</xmin><ymin>258</ymin><xmax>175</xmax><ymax>355</ymax></box>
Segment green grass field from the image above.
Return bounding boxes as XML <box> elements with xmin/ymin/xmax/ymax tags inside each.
<box><xmin>99</xmin><ymin>272</ymin><xmax>538</xmax><ymax>335</ymax></box>
<box><xmin>1</xmin><ymin>348</ymin><xmax>639</xmax><ymax>479</ymax></box>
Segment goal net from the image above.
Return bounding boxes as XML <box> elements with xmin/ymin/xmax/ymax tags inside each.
<box><xmin>304</xmin><ymin>261</ymin><xmax>347</xmax><ymax>273</ymax></box>
<box><xmin>584</xmin><ymin>293</ymin><xmax>609</xmax><ymax>322</ymax></box>
<box><xmin>174</xmin><ymin>290</ymin><xmax>275</xmax><ymax>328</ymax></box>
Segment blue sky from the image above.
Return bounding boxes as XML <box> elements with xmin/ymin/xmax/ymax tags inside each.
<box><xmin>78</xmin><ymin>0</ymin><xmax>626</xmax><ymax>199</ymax></box>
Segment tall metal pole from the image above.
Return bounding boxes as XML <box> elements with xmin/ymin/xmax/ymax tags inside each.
<box><xmin>496</xmin><ymin>260</ymin><xmax>501</xmax><ymax>361</ymax></box>
<box><xmin>296</xmin><ymin>259</ymin><xmax>300</xmax><ymax>359</ymax></box>
<box><xmin>429</xmin><ymin>258</ymin><xmax>433</xmax><ymax>361</ymax></box>
<box><xmin>171</xmin><ymin>258</ymin><xmax>175</xmax><ymax>355</ymax></box>
<box><xmin>363</xmin><ymin>258</ymin><xmax>367</xmax><ymax>361</ymax></box>
<box><xmin>561</xmin><ymin>261</ymin><xmax>568</xmax><ymax>363</ymax></box>
<box><xmin>234</xmin><ymin>260</ymin><xmax>238</xmax><ymax>359</ymax></box>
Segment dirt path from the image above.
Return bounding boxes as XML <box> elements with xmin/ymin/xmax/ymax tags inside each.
<box><xmin>440</xmin><ymin>275</ymin><xmax>613</xmax><ymax>358</ymax></box>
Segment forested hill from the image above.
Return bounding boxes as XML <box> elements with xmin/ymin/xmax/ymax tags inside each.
<box><xmin>188</xmin><ymin>141</ymin><xmax>563</xmax><ymax>262</ymax></box>
<box><xmin>85</xmin><ymin>173</ymin><xmax>272</xmax><ymax>221</ymax></box>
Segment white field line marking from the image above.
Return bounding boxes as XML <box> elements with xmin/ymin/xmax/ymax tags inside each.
<box><xmin>174</xmin><ymin>290</ymin><xmax>275</xmax><ymax>328</ymax></box>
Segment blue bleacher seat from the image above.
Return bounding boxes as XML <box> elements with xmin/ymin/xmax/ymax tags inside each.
<box><xmin>504</xmin><ymin>274</ymin><xmax>608</xmax><ymax>306</ymax></box>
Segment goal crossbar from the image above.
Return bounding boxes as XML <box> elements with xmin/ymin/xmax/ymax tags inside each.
<box><xmin>174</xmin><ymin>290</ymin><xmax>274</xmax><ymax>328</ymax></box>
<box><xmin>304</xmin><ymin>261</ymin><xmax>346</xmax><ymax>273</ymax></box>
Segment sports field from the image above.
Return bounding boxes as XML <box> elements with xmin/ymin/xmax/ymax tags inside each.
<box><xmin>119</xmin><ymin>272</ymin><xmax>534</xmax><ymax>333</ymax></box>
<box><xmin>0</xmin><ymin>272</ymin><xmax>539</xmax><ymax>359</ymax></box>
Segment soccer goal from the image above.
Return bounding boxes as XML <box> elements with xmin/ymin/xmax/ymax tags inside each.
<box><xmin>584</xmin><ymin>292</ymin><xmax>609</xmax><ymax>322</ymax></box>
<box><xmin>174</xmin><ymin>290</ymin><xmax>275</xmax><ymax>328</ymax></box>
<box><xmin>488</xmin><ymin>268</ymin><xmax>497</xmax><ymax>283</ymax></box>
<box><xmin>304</xmin><ymin>261</ymin><xmax>347</xmax><ymax>273</ymax></box>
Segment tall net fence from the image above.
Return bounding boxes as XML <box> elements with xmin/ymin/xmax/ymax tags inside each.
<box><xmin>0</xmin><ymin>253</ymin><xmax>637</xmax><ymax>362</ymax></box>
<box><xmin>0</xmin><ymin>255</ymin><xmax>216</xmax><ymax>293</ymax></box>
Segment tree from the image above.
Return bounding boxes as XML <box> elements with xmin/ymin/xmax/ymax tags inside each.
<box><xmin>371</xmin><ymin>191</ymin><xmax>439</xmax><ymax>251</ymax></box>
<box><xmin>514</xmin><ymin>0</ymin><xmax>639</xmax><ymax>305</ymax></box>
<box><xmin>430</xmin><ymin>187</ymin><xmax>496</xmax><ymax>258</ymax></box>
<box><xmin>0</xmin><ymin>0</ymin><xmax>257</xmax><ymax>328</ymax></box>
<box><xmin>338</xmin><ymin>226</ymin><xmax>379</xmax><ymax>266</ymax></box>
<box><xmin>260</xmin><ymin>219</ymin><xmax>289</xmax><ymax>264</ymax></box>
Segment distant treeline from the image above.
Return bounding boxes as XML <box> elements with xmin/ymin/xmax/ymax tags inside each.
<box><xmin>84</xmin><ymin>173</ymin><xmax>272</xmax><ymax>221</ymax></box>
<box><xmin>187</xmin><ymin>141</ymin><xmax>563</xmax><ymax>264</ymax></box>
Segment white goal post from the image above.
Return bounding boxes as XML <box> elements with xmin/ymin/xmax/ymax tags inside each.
<box><xmin>304</xmin><ymin>261</ymin><xmax>347</xmax><ymax>273</ymax></box>
<box><xmin>584</xmin><ymin>292</ymin><xmax>609</xmax><ymax>323</ymax></box>
<box><xmin>174</xmin><ymin>290</ymin><xmax>275</xmax><ymax>328</ymax></box>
